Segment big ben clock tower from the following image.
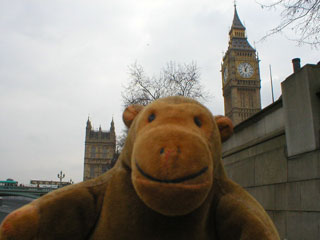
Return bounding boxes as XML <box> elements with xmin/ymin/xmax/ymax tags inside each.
<box><xmin>221</xmin><ymin>5</ymin><xmax>261</xmax><ymax>126</ymax></box>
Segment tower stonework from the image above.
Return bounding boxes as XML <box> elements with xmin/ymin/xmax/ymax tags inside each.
<box><xmin>221</xmin><ymin>6</ymin><xmax>261</xmax><ymax>126</ymax></box>
<box><xmin>83</xmin><ymin>118</ymin><xmax>116</xmax><ymax>181</ymax></box>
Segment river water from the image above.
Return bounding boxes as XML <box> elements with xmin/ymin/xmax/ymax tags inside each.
<box><xmin>0</xmin><ymin>196</ymin><xmax>34</xmax><ymax>223</ymax></box>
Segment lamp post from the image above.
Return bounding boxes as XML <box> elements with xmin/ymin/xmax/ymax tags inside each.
<box><xmin>57</xmin><ymin>171</ymin><xmax>65</xmax><ymax>187</ymax></box>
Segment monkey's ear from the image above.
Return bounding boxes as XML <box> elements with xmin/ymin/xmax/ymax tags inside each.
<box><xmin>123</xmin><ymin>104</ymin><xmax>144</xmax><ymax>128</ymax></box>
<box><xmin>214</xmin><ymin>115</ymin><xmax>233</xmax><ymax>142</ymax></box>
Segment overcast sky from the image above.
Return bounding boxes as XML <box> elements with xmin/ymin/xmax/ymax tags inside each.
<box><xmin>0</xmin><ymin>0</ymin><xmax>319</xmax><ymax>185</ymax></box>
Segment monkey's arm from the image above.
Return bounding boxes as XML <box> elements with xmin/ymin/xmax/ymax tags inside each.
<box><xmin>0</xmin><ymin>181</ymin><xmax>106</xmax><ymax>240</ymax></box>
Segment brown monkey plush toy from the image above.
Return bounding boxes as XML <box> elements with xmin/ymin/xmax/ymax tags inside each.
<box><xmin>0</xmin><ymin>96</ymin><xmax>280</xmax><ymax>240</ymax></box>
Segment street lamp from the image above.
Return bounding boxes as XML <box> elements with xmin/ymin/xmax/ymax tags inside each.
<box><xmin>57</xmin><ymin>171</ymin><xmax>65</xmax><ymax>187</ymax></box>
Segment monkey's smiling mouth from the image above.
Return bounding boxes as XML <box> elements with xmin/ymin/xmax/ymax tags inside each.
<box><xmin>135</xmin><ymin>161</ymin><xmax>208</xmax><ymax>184</ymax></box>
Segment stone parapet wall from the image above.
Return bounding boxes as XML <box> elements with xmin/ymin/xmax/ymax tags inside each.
<box><xmin>223</xmin><ymin>126</ymin><xmax>320</xmax><ymax>239</ymax></box>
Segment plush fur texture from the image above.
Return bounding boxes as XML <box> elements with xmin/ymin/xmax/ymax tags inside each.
<box><xmin>0</xmin><ymin>96</ymin><xmax>280</xmax><ymax>240</ymax></box>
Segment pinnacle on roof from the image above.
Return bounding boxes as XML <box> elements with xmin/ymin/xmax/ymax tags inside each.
<box><xmin>110</xmin><ymin>117</ymin><xmax>115</xmax><ymax>131</ymax></box>
<box><xmin>232</xmin><ymin>5</ymin><xmax>245</xmax><ymax>30</ymax></box>
<box><xmin>86</xmin><ymin>116</ymin><xmax>92</xmax><ymax>128</ymax></box>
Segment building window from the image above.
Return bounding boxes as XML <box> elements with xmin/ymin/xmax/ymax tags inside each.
<box><xmin>102</xmin><ymin>165</ymin><xmax>108</xmax><ymax>173</ymax></box>
<box><xmin>240</xmin><ymin>91</ymin><xmax>245</xmax><ymax>108</ymax></box>
<box><xmin>249</xmin><ymin>94</ymin><xmax>254</xmax><ymax>108</ymax></box>
<box><xmin>91</xmin><ymin>146</ymin><xmax>96</xmax><ymax>158</ymax></box>
<box><xmin>90</xmin><ymin>165</ymin><xmax>95</xmax><ymax>178</ymax></box>
<box><xmin>102</xmin><ymin>147</ymin><xmax>107</xmax><ymax>158</ymax></box>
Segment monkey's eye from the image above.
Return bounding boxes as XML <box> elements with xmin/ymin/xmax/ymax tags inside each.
<box><xmin>148</xmin><ymin>113</ymin><xmax>156</xmax><ymax>122</ymax></box>
<box><xmin>194</xmin><ymin>116</ymin><xmax>202</xmax><ymax>127</ymax></box>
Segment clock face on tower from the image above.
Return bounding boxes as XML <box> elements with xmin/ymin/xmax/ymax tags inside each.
<box><xmin>237</xmin><ymin>62</ymin><xmax>254</xmax><ymax>78</ymax></box>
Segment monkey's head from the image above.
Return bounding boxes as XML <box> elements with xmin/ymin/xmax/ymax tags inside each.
<box><xmin>121</xmin><ymin>96</ymin><xmax>233</xmax><ymax>216</ymax></box>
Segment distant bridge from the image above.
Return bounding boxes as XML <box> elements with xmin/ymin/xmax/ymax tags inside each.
<box><xmin>0</xmin><ymin>186</ymin><xmax>56</xmax><ymax>199</ymax></box>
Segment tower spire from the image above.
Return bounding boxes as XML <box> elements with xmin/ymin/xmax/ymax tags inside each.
<box><xmin>231</xmin><ymin>3</ymin><xmax>245</xmax><ymax>30</ymax></box>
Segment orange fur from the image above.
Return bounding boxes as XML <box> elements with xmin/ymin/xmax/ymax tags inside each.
<box><xmin>0</xmin><ymin>96</ymin><xmax>279</xmax><ymax>240</ymax></box>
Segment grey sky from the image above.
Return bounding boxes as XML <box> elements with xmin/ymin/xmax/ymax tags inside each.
<box><xmin>0</xmin><ymin>0</ymin><xmax>319</xmax><ymax>184</ymax></box>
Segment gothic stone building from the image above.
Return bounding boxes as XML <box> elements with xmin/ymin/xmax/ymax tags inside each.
<box><xmin>221</xmin><ymin>6</ymin><xmax>261</xmax><ymax>126</ymax></box>
<box><xmin>83</xmin><ymin>118</ymin><xmax>116</xmax><ymax>181</ymax></box>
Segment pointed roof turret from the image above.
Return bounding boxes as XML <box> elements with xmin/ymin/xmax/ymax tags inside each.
<box><xmin>232</xmin><ymin>5</ymin><xmax>245</xmax><ymax>30</ymax></box>
<box><xmin>110</xmin><ymin>117</ymin><xmax>115</xmax><ymax>132</ymax></box>
<box><xmin>86</xmin><ymin>117</ymin><xmax>92</xmax><ymax>129</ymax></box>
<box><xmin>228</xmin><ymin>5</ymin><xmax>255</xmax><ymax>51</ymax></box>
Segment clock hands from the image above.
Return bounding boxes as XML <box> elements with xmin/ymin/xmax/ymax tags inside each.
<box><xmin>238</xmin><ymin>63</ymin><xmax>254</xmax><ymax>78</ymax></box>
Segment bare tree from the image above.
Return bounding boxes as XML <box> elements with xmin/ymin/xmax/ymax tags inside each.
<box><xmin>116</xmin><ymin>128</ymin><xmax>128</xmax><ymax>153</ymax></box>
<box><xmin>118</xmin><ymin>61</ymin><xmax>210</xmax><ymax>151</ymax></box>
<box><xmin>258</xmin><ymin>0</ymin><xmax>320</xmax><ymax>47</ymax></box>
<box><xmin>122</xmin><ymin>61</ymin><xmax>210</xmax><ymax>107</ymax></box>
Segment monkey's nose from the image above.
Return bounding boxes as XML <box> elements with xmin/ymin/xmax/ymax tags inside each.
<box><xmin>160</xmin><ymin>147</ymin><xmax>181</xmax><ymax>160</ymax></box>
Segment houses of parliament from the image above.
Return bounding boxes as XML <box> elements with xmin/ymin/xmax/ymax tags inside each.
<box><xmin>83</xmin><ymin>118</ymin><xmax>117</xmax><ymax>181</ymax></box>
<box><xmin>83</xmin><ymin>5</ymin><xmax>261</xmax><ymax>180</ymax></box>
